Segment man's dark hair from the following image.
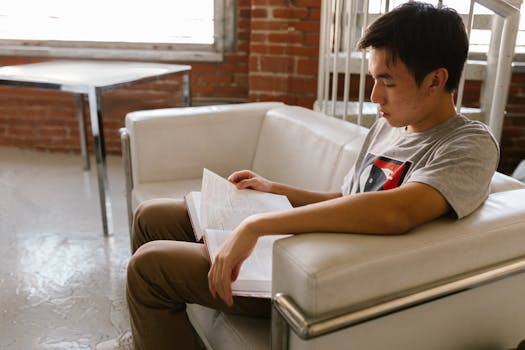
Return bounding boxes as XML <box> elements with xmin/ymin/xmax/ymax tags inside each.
<box><xmin>357</xmin><ymin>1</ymin><xmax>468</xmax><ymax>92</ymax></box>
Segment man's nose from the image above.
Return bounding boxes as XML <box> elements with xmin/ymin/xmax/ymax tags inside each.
<box><xmin>370</xmin><ymin>82</ymin><xmax>385</xmax><ymax>105</ymax></box>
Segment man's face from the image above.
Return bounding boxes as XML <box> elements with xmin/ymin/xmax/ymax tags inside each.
<box><xmin>368</xmin><ymin>48</ymin><xmax>433</xmax><ymax>132</ymax></box>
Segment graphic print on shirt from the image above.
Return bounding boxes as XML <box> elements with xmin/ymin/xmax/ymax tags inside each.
<box><xmin>357</xmin><ymin>153</ymin><xmax>412</xmax><ymax>193</ymax></box>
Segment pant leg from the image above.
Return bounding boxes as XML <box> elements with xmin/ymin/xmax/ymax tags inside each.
<box><xmin>131</xmin><ymin>198</ymin><xmax>196</xmax><ymax>253</ymax></box>
<box><xmin>127</xmin><ymin>199</ymin><xmax>270</xmax><ymax>350</ymax></box>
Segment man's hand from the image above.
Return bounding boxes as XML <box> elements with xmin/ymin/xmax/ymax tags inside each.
<box><xmin>228</xmin><ymin>170</ymin><xmax>274</xmax><ymax>193</ymax></box>
<box><xmin>207</xmin><ymin>220</ymin><xmax>259</xmax><ymax>306</ymax></box>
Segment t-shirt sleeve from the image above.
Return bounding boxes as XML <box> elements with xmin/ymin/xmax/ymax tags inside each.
<box><xmin>407</xmin><ymin>130</ymin><xmax>499</xmax><ymax>219</ymax></box>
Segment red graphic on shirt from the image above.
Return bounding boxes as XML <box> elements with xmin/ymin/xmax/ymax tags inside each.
<box><xmin>372</xmin><ymin>157</ymin><xmax>409</xmax><ymax>190</ymax></box>
<box><xmin>357</xmin><ymin>154</ymin><xmax>412</xmax><ymax>193</ymax></box>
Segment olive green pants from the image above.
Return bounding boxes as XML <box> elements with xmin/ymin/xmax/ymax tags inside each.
<box><xmin>127</xmin><ymin>198</ymin><xmax>270</xmax><ymax>350</ymax></box>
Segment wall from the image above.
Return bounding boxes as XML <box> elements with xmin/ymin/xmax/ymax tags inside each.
<box><xmin>0</xmin><ymin>0</ymin><xmax>524</xmax><ymax>175</ymax></box>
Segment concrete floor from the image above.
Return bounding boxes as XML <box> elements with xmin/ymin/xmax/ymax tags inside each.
<box><xmin>0</xmin><ymin>146</ymin><xmax>131</xmax><ymax>349</ymax></box>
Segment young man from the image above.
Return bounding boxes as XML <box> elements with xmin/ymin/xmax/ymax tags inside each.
<box><xmin>96</xmin><ymin>2</ymin><xmax>499</xmax><ymax>349</ymax></box>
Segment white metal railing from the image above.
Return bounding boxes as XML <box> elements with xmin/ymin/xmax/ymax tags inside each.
<box><xmin>315</xmin><ymin>0</ymin><xmax>522</xmax><ymax>141</ymax></box>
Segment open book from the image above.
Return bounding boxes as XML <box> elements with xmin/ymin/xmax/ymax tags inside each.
<box><xmin>185</xmin><ymin>168</ymin><xmax>292</xmax><ymax>298</ymax></box>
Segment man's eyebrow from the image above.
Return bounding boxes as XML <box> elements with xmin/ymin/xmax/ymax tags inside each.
<box><xmin>370</xmin><ymin>72</ymin><xmax>393</xmax><ymax>80</ymax></box>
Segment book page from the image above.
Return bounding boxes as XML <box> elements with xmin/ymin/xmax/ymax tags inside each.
<box><xmin>200</xmin><ymin>168</ymin><xmax>292</xmax><ymax>231</ymax></box>
<box><xmin>189</xmin><ymin>169</ymin><xmax>293</xmax><ymax>298</ymax></box>
<box><xmin>185</xmin><ymin>191</ymin><xmax>203</xmax><ymax>241</ymax></box>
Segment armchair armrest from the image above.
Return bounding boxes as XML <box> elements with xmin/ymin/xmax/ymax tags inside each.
<box><xmin>125</xmin><ymin>102</ymin><xmax>283</xmax><ymax>186</ymax></box>
<box><xmin>271</xmin><ymin>189</ymin><xmax>525</xmax><ymax>348</ymax></box>
<box><xmin>272</xmin><ymin>256</ymin><xmax>525</xmax><ymax>346</ymax></box>
<box><xmin>119</xmin><ymin>127</ymin><xmax>133</xmax><ymax>236</ymax></box>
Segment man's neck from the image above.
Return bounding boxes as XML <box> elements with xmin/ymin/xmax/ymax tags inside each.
<box><xmin>406</xmin><ymin>94</ymin><xmax>457</xmax><ymax>133</ymax></box>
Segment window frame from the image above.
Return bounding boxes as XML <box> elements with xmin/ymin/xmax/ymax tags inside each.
<box><xmin>0</xmin><ymin>0</ymin><xmax>235</xmax><ymax>62</ymax></box>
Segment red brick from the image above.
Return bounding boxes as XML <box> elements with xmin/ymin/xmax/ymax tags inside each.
<box><xmin>259</xmin><ymin>56</ymin><xmax>294</xmax><ymax>73</ymax></box>
<box><xmin>287</xmin><ymin>46</ymin><xmax>319</xmax><ymax>57</ymax></box>
<box><xmin>251</xmin><ymin>0</ymin><xmax>288</xmax><ymax>6</ymax></box>
<box><xmin>290</xmin><ymin>76</ymin><xmax>317</xmax><ymax>94</ymax></box>
<box><xmin>191</xmin><ymin>85</ymin><xmax>215</xmax><ymax>95</ymax></box>
<box><xmin>308</xmin><ymin>8</ymin><xmax>321</xmax><ymax>19</ymax></box>
<box><xmin>291</xmin><ymin>21</ymin><xmax>320</xmax><ymax>32</ymax></box>
<box><xmin>9</xmin><ymin>126</ymin><xmax>36</xmax><ymax>137</ymax></box>
<box><xmin>195</xmin><ymin>62</ymin><xmax>235</xmax><ymax>71</ymax></box>
<box><xmin>250</xmin><ymin>44</ymin><xmax>288</xmax><ymax>55</ymax></box>
<box><xmin>251</xmin><ymin>20</ymin><xmax>290</xmax><ymax>31</ymax></box>
<box><xmin>239</xmin><ymin>8</ymin><xmax>251</xmax><ymax>18</ymax></box>
<box><xmin>251</xmin><ymin>8</ymin><xmax>268</xmax><ymax>18</ymax></box>
<box><xmin>236</xmin><ymin>42</ymin><xmax>250</xmax><ymax>52</ymax></box>
<box><xmin>249</xmin><ymin>92</ymin><xmax>297</xmax><ymax>105</ymax></box>
<box><xmin>304</xmin><ymin>33</ymin><xmax>320</xmax><ymax>45</ymax></box>
<box><xmin>267</xmin><ymin>32</ymin><xmax>304</xmax><ymax>45</ymax></box>
<box><xmin>251</xmin><ymin>33</ymin><xmax>268</xmax><ymax>43</ymax></box>
<box><xmin>296</xmin><ymin>95</ymin><xmax>317</xmax><ymax>108</ymax></box>
<box><xmin>215</xmin><ymin>85</ymin><xmax>248</xmax><ymax>97</ymax></box>
<box><xmin>39</xmin><ymin>126</ymin><xmax>68</xmax><ymax>138</ymax></box>
<box><xmin>249</xmin><ymin>75</ymin><xmax>289</xmax><ymax>92</ymax></box>
<box><xmin>200</xmin><ymin>74</ymin><xmax>233</xmax><ymax>84</ymax></box>
<box><xmin>292</xmin><ymin>0</ymin><xmax>321</xmax><ymax>6</ymax></box>
<box><xmin>296</xmin><ymin>58</ymin><xmax>319</xmax><ymax>75</ymax></box>
<box><xmin>273</xmin><ymin>8</ymin><xmax>309</xmax><ymax>19</ymax></box>
<box><xmin>249</xmin><ymin>56</ymin><xmax>260</xmax><ymax>71</ymax></box>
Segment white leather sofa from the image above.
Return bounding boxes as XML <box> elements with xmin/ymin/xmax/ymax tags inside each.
<box><xmin>120</xmin><ymin>102</ymin><xmax>525</xmax><ymax>350</ymax></box>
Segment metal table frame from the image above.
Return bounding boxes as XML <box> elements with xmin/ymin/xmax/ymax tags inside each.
<box><xmin>0</xmin><ymin>60</ymin><xmax>191</xmax><ymax>235</ymax></box>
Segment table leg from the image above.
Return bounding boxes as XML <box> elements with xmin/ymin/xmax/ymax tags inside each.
<box><xmin>183</xmin><ymin>71</ymin><xmax>191</xmax><ymax>106</ymax></box>
<box><xmin>75</xmin><ymin>94</ymin><xmax>90</xmax><ymax>171</ymax></box>
<box><xmin>87</xmin><ymin>87</ymin><xmax>112</xmax><ymax>236</ymax></box>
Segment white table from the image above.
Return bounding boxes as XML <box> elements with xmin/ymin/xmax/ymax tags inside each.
<box><xmin>0</xmin><ymin>60</ymin><xmax>191</xmax><ymax>235</ymax></box>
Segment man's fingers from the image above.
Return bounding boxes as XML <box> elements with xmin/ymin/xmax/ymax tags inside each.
<box><xmin>211</xmin><ymin>256</ymin><xmax>234</xmax><ymax>307</ymax></box>
<box><xmin>236</xmin><ymin>178</ymin><xmax>256</xmax><ymax>189</ymax></box>
<box><xmin>228</xmin><ymin>170</ymin><xmax>254</xmax><ymax>184</ymax></box>
<box><xmin>219</xmin><ymin>264</ymin><xmax>234</xmax><ymax>306</ymax></box>
<box><xmin>208</xmin><ymin>265</ymin><xmax>217</xmax><ymax>298</ymax></box>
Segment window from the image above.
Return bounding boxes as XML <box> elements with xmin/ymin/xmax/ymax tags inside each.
<box><xmin>0</xmin><ymin>0</ymin><xmax>235</xmax><ymax>61</ymax></box>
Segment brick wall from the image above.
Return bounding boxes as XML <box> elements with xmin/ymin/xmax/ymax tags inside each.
<box><xmin>0</xmin><ymin>0</ymin><xmax>524</xmax><ymax>175</ymax></box>
<box><xmin>248</xmin><ymin>0</ymin><xmax>320</xmax><ymax>107</ymax></box>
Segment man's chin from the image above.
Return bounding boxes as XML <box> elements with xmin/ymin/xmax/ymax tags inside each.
<box><xmin>383</xmin><ymin>117</ymin><xmax>406</xmax><ymax>129</ymax></box>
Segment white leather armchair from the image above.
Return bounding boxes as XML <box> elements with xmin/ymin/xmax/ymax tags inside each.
<box><xmin>120</xmin><ymin>102</ymin><xmax>525</xmax><ymax>350</ymax></box>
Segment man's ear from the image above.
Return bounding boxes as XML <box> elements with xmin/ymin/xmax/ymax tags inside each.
<box><xmin>427</xmin><ymin>68</ymin><xmax>449</xmax><ymax>94</ymax></box>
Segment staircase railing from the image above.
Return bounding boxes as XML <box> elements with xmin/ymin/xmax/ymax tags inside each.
<box><xmin>315</xmin><ymin>0</ymin><xmax>521</xmax><ymax>142</ymax></box>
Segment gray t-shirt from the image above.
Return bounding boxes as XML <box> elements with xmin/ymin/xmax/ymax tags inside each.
<box><xmin>342</xmin><ymin>114</ymin><xmax>499</xmax><ymax>219</ymax></box>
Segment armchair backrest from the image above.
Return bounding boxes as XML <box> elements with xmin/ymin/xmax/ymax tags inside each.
<box><xmin>125</xmin><ymin>102</ymin><xmax>282</xmax><ymax>185</ymax></box>
<box><xmin>252</xmin><ymin>106</ymin><xmax>368</xmax><ymax>192</ymax></box>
